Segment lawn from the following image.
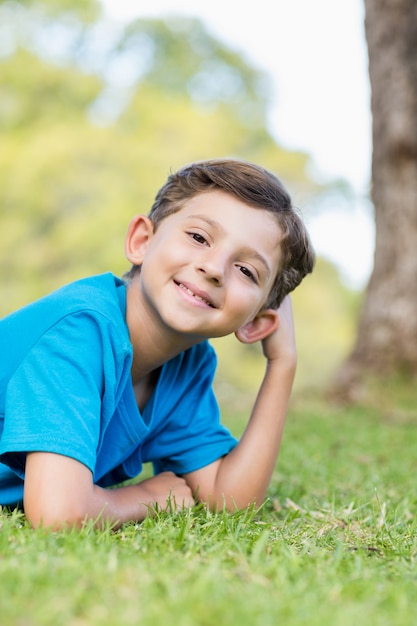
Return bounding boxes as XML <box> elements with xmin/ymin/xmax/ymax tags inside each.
<box><xmin>1</xmin><ymin>395</ymin><xmax>417</xmax><ymax>626</ymax></box>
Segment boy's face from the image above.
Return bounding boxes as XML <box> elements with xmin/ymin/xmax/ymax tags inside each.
<box><xmin>136</xmin><ymin>190</ymin><xmax>283</xmax><ymax>340</ymax></box>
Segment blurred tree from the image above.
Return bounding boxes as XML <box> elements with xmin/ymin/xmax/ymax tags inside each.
<box><xmin>2</xmin><ymin>0</ymin><xmax>99</xmax><ymax>16</ymax></box>
<box><xmin>334</xmin><ymin>0</ymin><xmax>417</xmax><ymax>400</ymax></box>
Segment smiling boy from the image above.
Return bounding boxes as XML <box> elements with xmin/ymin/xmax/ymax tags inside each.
<box><xmin>0</xmin><ymin>158</ymin><xmax>315</xmax><ymax>529</ymax></box>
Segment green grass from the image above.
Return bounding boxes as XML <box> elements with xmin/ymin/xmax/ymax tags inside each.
<box><xmin>2</xmin><ymin>397</ymin><xmax>417</xmax><ymax>626</ymax></box>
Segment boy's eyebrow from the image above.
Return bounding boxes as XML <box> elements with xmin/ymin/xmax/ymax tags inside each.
<box><xmin>187</xmin><ymin>214</ymin><xmax>272</xmax><ymax>278</ymax></box>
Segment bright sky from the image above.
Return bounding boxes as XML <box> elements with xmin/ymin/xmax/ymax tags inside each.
<box><xmin>102</xmin><ymin>0</ymin><xmax>374</xmax><ymax>289</ymax></box>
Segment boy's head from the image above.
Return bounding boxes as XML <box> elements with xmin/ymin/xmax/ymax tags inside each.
<box><xmin>125</xmin><ymin>158</ymin><xmax>315</xmax><ymax>309</ymax></box>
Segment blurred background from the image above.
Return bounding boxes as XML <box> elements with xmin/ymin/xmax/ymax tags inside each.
<box><xmin>0</xmin><ymin>0</ymin><xmax>374</xmax><ymax>399</ymax></box>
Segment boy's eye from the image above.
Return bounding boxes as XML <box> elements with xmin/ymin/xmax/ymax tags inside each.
<box><xmin>238</xmin><ymin>265</ymin><xmax>257</xmax><ymax>283</ymax></box>
<box><xmin>190</xmin><ymin>232</ymin><xmax>207</xmax><ymax>245</ymax></box>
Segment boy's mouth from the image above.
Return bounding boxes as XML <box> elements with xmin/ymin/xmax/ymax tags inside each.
<box><xmin>174</xmin><ymin>281</ymin><xmax>215</xmax><ymax>308</ymax></box>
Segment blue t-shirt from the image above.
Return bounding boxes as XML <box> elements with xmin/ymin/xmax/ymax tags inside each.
<box><xmin>0</xmin><ymin>273</ymin><xmax>237</xmax><ymax>506</ymax></box>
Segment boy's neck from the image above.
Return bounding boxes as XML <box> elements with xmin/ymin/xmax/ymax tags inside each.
<box><xmin>133</xmin><ymin>367</ymin><xmax>161</xmax><ymax>412</ymax></box>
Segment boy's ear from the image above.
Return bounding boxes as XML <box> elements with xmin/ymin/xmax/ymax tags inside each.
<box><xmin>125</xmin><ymin>215</ymin><xmax>154</xmax><ymax>264</ymax></box>
<box><xmin>235</xmin><ymin>309</ymin><xmax>279</xmax><ymax>344</ymax></box>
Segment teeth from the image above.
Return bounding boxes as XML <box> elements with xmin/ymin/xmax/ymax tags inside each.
<box><xmin>178</xmin><ymin>283</ymin><xmax>210</xmax><ymax>306</ymax></box>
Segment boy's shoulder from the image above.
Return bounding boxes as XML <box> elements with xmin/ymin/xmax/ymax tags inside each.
<box><xmin>3</xmin><ymin>273</ymin><xmax>124</xmax><ymax>322</ymax></box>
<box><xmin>43</xmin><ymin>272</ymin><xmax>125</xmax><ymax>312</ymax></box>
<box><xmin>0</xmin><ymin>273</ymin><xmax>128</xmax><ymax>358</ymax></box>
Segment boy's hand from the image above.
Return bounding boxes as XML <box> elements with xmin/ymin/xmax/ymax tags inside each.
<box><xmin>261</xmin><ymin>295</ymin><xmax>297</xmax><ymax>364</ymax></box>
<box><xmin>24</xmin><ymin>453</ymin><xmax>194</xmax><ymax>529</ymax></box>
<box><xmin>136</xmin><ymin>471</ymin><xmax>195</xmax><ymax>514</ymax></box>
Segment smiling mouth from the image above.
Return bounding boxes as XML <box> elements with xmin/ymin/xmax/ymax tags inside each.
<box><xmin>174</xmin><ymin>281</ymin><xmax>215</xmax><ymax>308</ymax></box>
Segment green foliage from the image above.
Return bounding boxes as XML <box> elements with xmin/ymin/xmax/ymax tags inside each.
<box><xmin>292</xmin><ymin>258</ymin><xmax>361</xmax><ymax>390</ymax></box>
<box><xmin>118</xmin><ymin>17</ymin><xmax>270</xmax><ymax>125</ymax></box>
<box><xmin>2</xmin><ymin>399</ymin><xmax>417</xmax><ymax>625</ymax></box>
<box><xmin>0</xmin><ymin>49</ymin><xmax>102</xmax><ymax>130</ymax></box>
<box><xmin>1</xmin><ymin>0</ymin><xmax>100</xmax><ymax>21</ymax></box>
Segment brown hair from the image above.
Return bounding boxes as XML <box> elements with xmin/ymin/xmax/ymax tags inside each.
<box><xmin>125</xmin><ymin>158</ymin><xmax>315</xmax><ymax>308</ymax></box>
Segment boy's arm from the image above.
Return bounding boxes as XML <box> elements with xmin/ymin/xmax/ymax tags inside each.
<box><xmin>184</xmin><ymin>295</ymin><xmax>296</xmax><ymax>511</ymax></box>
<box><xmin>24</xmin><ymin>452</ymin><xmax>194</xmax><ymax>530</ymax></box>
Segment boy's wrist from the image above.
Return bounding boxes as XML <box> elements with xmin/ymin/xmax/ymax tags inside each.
<box><xmin>266</xmin><ymin>353</ymin><xmax>297</xmax><ymax>375</ymax></box>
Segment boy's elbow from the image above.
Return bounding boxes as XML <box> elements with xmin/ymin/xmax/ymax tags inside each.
<box><xmin>24</xmin><ymin>495</ymin><xmax>88</xmax><ymax>530</ymax></box>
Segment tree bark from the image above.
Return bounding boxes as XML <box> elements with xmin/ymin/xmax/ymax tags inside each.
<box><xmin>335</xmin><ymin>0</ymin><xmax>417</xmax><ymax>399</ymax></box>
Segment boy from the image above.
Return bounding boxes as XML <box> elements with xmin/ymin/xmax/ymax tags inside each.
<box><xmin>0</xmin><ymin>158</ymin><xmax>315</xmax><ymax>529</ymax></box>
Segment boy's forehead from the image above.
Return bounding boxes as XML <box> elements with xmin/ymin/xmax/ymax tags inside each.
<box><xmin>188</xmin><ymin>191</ymin><xmax>280</xmax><ymax>230</ymax></box>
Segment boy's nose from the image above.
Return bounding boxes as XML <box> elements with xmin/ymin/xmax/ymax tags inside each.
<box><xmin>197</xmin><ymin>254</ymin><xmax>225</xmax><ymax>285</ymax></box>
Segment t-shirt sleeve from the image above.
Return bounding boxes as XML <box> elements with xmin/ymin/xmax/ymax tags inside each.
<box><xmin>0</xmin><ymin>311</ymin><xmax>120</xmax><ymax>477</ymax></box>
<box><xmin>145</xmin><ymin>342</ymin><xmax>238</xmax><ymax>476</ymax></box>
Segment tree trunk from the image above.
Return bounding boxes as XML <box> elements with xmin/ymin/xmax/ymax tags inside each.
<box><xmin>335</xmin><ymin>0</ymin><xmax>417</xmax><ymax>400</ymax></box>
